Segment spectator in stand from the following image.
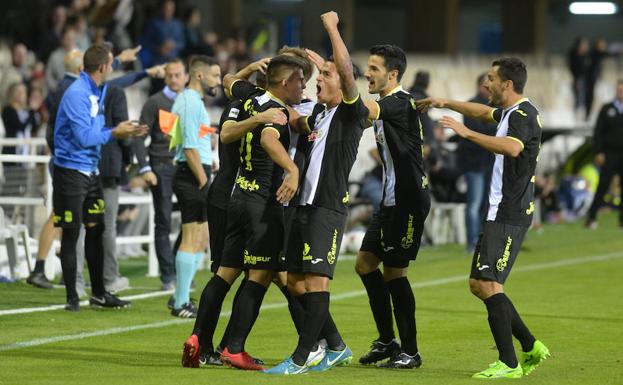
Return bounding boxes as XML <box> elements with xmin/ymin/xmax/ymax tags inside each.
<box><xmin>457</xmin><ymin>74</ymin><xmax>497</xmax><ymax>253</ymax></box>
<box><xmin>426</xmin><ymin>122</ymin><xmax>464</xmax><ymax>203</ymax></box>
<box><xmin>46</xmin><ymin>26</ymin><xmax>78</xmax><ymax>93</ymax></box>
<box><xmin>37</xmin><ymin>4</ymin><xmax>67</xmax><ymax>62</ymax></box>
<box><xmin>585</xmin><ymin>80</ymin><xmax>623</xmax><ymax>229</ymax></box>
<box><xmin>67</xmin><ymin>13</ymin><xmax>92</xmax><ymax>51</ymax></box>
<box><xmin>0</xmin><ymin>44</ymin><xmax>34</xmax><ymax>107</ymax></box>
<box><xmin>140</xmin><ymin>0</ymin><xmax>185</xmax><ymax>67</ymax></box>
<box><xmin>409</xmin><ymin>71</ymin><xmax>435</xmax><ymax>142</ymax></box>
<box><xmin>568</xmin><ymin>37</ymin><xmax>592</xmax><ymax>120</ymax></box>
<box><xmin>183</xmin><ymin>7</ymin><xmax>215</xmax><ymax>58</ymax></box>
<box><xmin>2</xmin><ymin>83</ymin><xmax>39</xmax><ymax>156</ymax></box>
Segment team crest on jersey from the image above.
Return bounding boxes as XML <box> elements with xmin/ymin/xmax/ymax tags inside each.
<box><xmin>608</xmin><ymin>108</ymin><xmax>616</xmax><ymax>117</ymax></box>
<box><xmin>375</xmin><ymin>132</ymin><xmax>386</xmax><ymax>145</ymax></box>
<box><xmin>307</xmin><ymin>129</ymin><xmax>324</xmax><ymax>142</ymax></box>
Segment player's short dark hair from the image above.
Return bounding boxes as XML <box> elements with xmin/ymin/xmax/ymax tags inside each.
<box><xmin>266</xmin><ymin>54</ymin><xmax>306</xmax><ymax>87</ymax></box>
<box><xmin>83</xmin><ymin>43</ymin><xmax>112</xmax><ymax>73</ymax></box>
<box><xmin>369</xmin><ymin>44</ymin><xmax>407</xmax><ymax>82</ymax></box>
<box><xmin>492</xmin><ymin>57</ymin><xmax>527</xmax><ymax>94</ymax></box>
<box><xmin>189</xmin><ymin>55</ymin><xmax>218</xmax><ymax>75</ymax></box>
<box><xmin>277</xmin><ymin>46</ymin><xmax>313</xmax><ymax>81</ymax></box>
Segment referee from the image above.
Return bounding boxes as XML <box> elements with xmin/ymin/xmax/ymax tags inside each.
<box><xmin>53</xmin><ymin>43</ymin><xmax>146</xmax><ymax>311</ymax></box>
<box><xmin>170</xmin><ymin>56</ymin><xmax>221</xmax><ymax>318</ymax></box>
<box><xmin>420</xmin><ymin>57</ymin><xmax>550</xmax><ymax>379</ymax></box>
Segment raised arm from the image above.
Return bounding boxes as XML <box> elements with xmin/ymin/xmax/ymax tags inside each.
<box><xmin>418</xmin><ymin>97</ymin><xmax>497</xmax><ymax>123</ymax></box>
<box><xmin>321</xmin><ymin>11</ymin><xmax>358</xmax><ymax>102</ymax></box>
<box><xmin>440</xmin><ymin>116</ymin><xmax>522</xmax><ymax>157</ymax></box>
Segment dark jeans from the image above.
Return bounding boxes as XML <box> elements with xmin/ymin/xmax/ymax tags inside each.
<box><xmin>150</xmin><ymin>162</ymin><xmax>176</xmax><ymax>284</ymax></box>
<box><xmin>587</xmin><ymin>152</ymin><xmax>623</xmax><ymax>224</ymax></box>
<box><xmin>464</xmin><ymin>170</ymin><xmax>489</xmax><ymax>249</ymax></box>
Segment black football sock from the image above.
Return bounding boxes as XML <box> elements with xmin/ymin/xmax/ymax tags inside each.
<box><xmin>217</xmin><ymin>279</ymin><xmax>246</xmax><ymax>351</ymax></box>
<box><xmin>84</xmin><ymin>224</ymin><xmax>105</xmax><ymax>297</ymax></box>
<box><xmin>320</xmin><ymin>312</ymin><xmax>346</xmax><ymax>351</ymax></box>
<box><xmin>282</xmin><ymin>285</ymin><xmax>305</xmax><ymax>335</ymax></box>
<box><xmin>227</xmin><ymin>280</ymin><xmax>267</xmax><ymax>354</ymax></box>
<box><xmin>292</xmin><ymin>291</ymin><xmax>329</xmax><ymax>366</ymax></box>
<box><xmin>59</xmin><ymin>227</ymin><xmax>80</xmax><ymax>302</ymax></box>
<box><xmin>507</xmin><ymin>297</ymin><xmax>536</xmax><ymax>352</ymax></box>
<box><xmin>34</xmin><ymin>259</ymin><xmax>46</xmax><ymax>274</ymax></box>
<box><xmin>484</xmin><ymin>293</ymin><xmax>518</xmax><ymax>368</ymax></box>
<box><xmin>387</xmin><ymin>277</ymin><xmax>418</xmax><ymax>355</ymax></box>
<box><xmin>360</xmin><ymin>269</ymin><xmax>395</xmax><ymax>343</ymax></box>
<box><xmin>193</xmin><ymin>275</ymin><xmax>231</xmax><ymax>353</ymax></box>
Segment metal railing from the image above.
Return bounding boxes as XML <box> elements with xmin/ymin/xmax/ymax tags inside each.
<box><xmin>0</xmin><ymin>138</ymin><xmax>162</xmax><ymax>277</ymax></box>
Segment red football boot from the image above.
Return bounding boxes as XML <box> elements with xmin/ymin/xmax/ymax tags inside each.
<box><xmin>220</xmin><ymin>347</ymin><xmax>264</xmax><ymax>370</ymax></box>
<box><xmin>182</xmin><ymin>334</ymin><xmax>200</xmax><ymax>368</ymax></box>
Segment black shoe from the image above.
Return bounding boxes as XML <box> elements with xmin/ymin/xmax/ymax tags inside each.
<box><xmin>167</xmin><ymin>295</ymin><xmax>175</xmax><ymax>310</ymax></box>
<box><xmin>64</xmin><ymin>298</ymin><xmax>80</xmax><ymax>312</ymax></box>
<box><xmin>171</xmin><ymin>301</ymin><xmax>197</xmax><ymax>318</ymax></box>
<box><xmin>26</xmin><ymin>272</ymin><xmax>53</xmax><ymax>289</ymax></box>
<box><xmin>199</xmin><ymin>350</ymin><xmax>223</xmax><ymax>366</ymax></box>
<box><xmin>378</xmin><ymin>352</ymin><xmax>422</xmax><ymax>369</ymax></box>
<box><xmin>89</xmin><ymin>292</ymin><xmax>132</xmax><ymax>309</ymax></box>
<box><xmin>359</xmin><ymin>339</ymin><xmax>401</xmax><ymax>365</ymax></box>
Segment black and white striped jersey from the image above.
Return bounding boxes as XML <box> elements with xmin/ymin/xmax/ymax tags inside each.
<box><xmin>297</xmin><ymin>95</ymin><xmax>369</xmax><ymax>213</ymax></box>
<box><xmin>487</xmin><ymin>98</ymin><xmax>542</xmax><ymax>226</ymax></box>
<box><xmin>371</xmin><ymin>86</ymin><xmax>428</xmax><ymax>207</ymax></box>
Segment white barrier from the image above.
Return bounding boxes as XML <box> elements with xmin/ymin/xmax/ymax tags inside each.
<box><xmin>0</xmin><ymin>149</ymin><xmax>163</xmax><ymax>278</ymax></box>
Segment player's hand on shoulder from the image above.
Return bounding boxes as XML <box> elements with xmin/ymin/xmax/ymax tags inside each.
<box><xmin>257</xmin><ymin>108</ymin><xmax>287</xmax><ymax>126</ymax></box>
<box><xmin>416</xmin><ymin>97</ymin><xmax>448</xmax><ymax>112</ymax></box>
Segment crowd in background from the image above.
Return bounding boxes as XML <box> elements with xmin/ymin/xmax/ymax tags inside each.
<box><xmin>0</xmin><ymin>0</ymin><xmax>621</xmax><ymax>280</ymax></box>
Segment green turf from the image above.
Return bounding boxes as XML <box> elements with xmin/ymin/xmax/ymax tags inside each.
<box><xmin>1</xmin><ymin>214</ymin><xmax>622</xmax><ymax>385</ymax></box>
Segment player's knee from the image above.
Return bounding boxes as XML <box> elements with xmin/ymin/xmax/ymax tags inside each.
<box><xmin>247</xmin><ymin>270</ymin><xmax>272</xmax><ymax>288</ymax></box>
<box><xmin>469</xmin><ymin>279</ymin><xmax>482</xmax><ymax>297</ymax></box>
<box><xmin>304</xmin><ymin>274</ymin><xmax>329</xmax><ymax>292</ymax></box>
<box><xmin>355</xmin><ymin>252</ymin><xmax>378</xmax><ymax>275</ymax></box>
<box><xmin>216</xmin><ymin>266</ymin><xmax>240</xmax><ymax>285</ymax></box>
<box><xmin>383</xmin><ymin>267</ymin><xmax>407</xmax><ymax>282</ymax></box>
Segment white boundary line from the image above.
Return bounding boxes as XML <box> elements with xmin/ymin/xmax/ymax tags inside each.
<box><xmin>0</xmin><ymin>251</ymin><xmax>622</xmax><ymax>352</ymax></box>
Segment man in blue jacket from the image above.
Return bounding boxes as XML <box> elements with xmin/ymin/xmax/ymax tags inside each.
<box><xmin>53</xmin><ymin>42</ymin><xmax>147</xmax><ymax>311</ymax></box>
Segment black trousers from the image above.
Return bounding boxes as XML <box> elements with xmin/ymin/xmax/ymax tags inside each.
<box><xmin>587</xmin><ymin>152</ymin><xmax>623</xmax><ymax>224</ymax></box>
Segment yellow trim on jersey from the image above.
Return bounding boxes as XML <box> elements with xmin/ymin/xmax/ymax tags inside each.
<box><xmin>373</xmin><ymin>101</ymin><xmax>381</xmax><ymax>121</ymax></box>
<box><xmin>301</xmin><ymin>116</ymin><xmax>312</xmax><ymax>134</ymax></box>
<box><xmin>507</xmin><ymin>136</ymin><xmax>525</xmax><ymax>150</ymax></box>
<box><xmin>266</xmin><ymin>91</ymin><xmax>287</xmax><ymax>108</ymax></box>
<box><xmin>228</xmin><ymin>79</ymin><xmax>241</xmax><ymax>98</ymax></box>
<box><xmin>262</xmin><ymin>126</ymin><xmax>281</xmax><ymax>138</ymax></box>
<box><xmin>490</xmin><ymin>108</ymin><xmax>499</xmax><ymax>123</ymax></box>
<box><xmin>342</xmin><ymin>94</ymin><xmax>360</xmax><ymax>105</ymax></box>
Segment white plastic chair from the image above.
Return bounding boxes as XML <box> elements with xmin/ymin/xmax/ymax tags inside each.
<box><xmin>0</xmin><ymin>206</ymin><xmax>32</xmax><ymax>279</ymax></box>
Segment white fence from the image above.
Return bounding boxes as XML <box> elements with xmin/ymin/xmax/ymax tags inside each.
<box><xmin>0</xmin><ymin>138</ymin><xmax>162</xmax><ymax>278</ymax></box>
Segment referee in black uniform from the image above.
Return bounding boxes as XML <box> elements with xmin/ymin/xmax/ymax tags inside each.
<box><xmin>420</xmin><ymin>57</ymin><xmax>550</xmax><ymax>379</ymax></box>
<box><xmin>355</xmin><ymin>44</ymin><xmax>430</xmax><ymax>369</ymax></box>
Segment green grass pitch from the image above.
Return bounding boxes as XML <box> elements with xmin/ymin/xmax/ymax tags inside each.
<box><xmin>1</xmin><ymin>214</ymin><xmax>622</xmax><ymax>385</ymax></box>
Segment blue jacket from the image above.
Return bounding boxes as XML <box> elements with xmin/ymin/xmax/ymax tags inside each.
<box><xmin>54</xmin><ymin>72</ymin><xmax>113</xmax><ymax>173</ymax></box>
